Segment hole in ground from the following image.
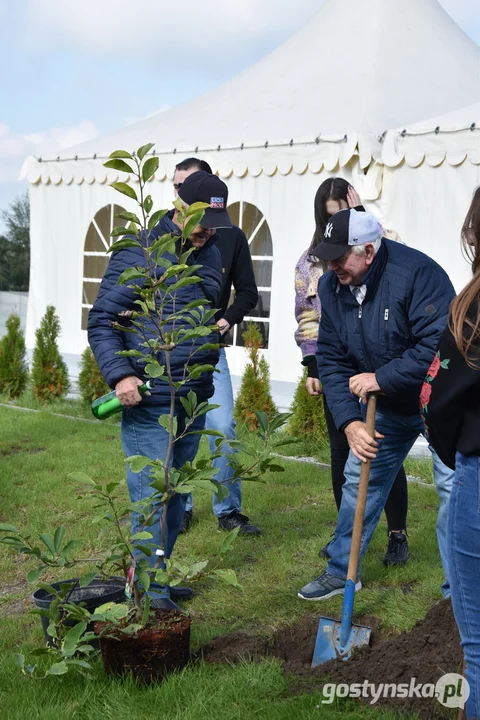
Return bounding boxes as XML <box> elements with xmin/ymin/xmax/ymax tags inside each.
<box><xmin>201</xmin><ymin>599</ymin><xmax>462</xmax><ymax>720</ymax></box>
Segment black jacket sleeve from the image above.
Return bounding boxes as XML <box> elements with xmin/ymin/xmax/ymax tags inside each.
<box><xmin>223</xmin><ymin>230</ymin><xmax>258</xmax><ymax>327</ymax></box>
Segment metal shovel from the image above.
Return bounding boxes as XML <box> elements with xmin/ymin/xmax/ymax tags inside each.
<box><xmin>311</xmin><ymin>393</ymin><xmax>377</xmax><ymax>668</ymax></box>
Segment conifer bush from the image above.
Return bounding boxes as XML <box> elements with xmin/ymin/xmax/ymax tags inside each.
<box><xmin>31</xmin><ymin>305</ymin><xmax>70</xmax><ymax>402</ymax></box>
<box><xmin>78</xmin><ymin>346</ymin><xmax>109</xmax><ymax>404</ymax></box>
<box><xmin>0</xmin><ymin>313</ymin><xmax>28</xmax><ymax>399</ymax></box>
<box><xmin>288</xmin><ymin>367</ymin><xmax>328</xmax><ymax>444</ymax></box>
<box><xmin>234</xmin><ymin>321</ymin><xmax>276</xmax><ymax>429</ymax></box>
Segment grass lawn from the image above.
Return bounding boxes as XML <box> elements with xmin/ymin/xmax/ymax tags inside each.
<box><xmin>0</xmin><ymin>403</ymin><xmax>447</xmax><ymax>719</ymax></box>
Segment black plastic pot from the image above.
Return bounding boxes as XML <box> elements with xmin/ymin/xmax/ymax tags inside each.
<box><xmin>32</xmin><ymin>577</ymin><xmax>126</xmax><ymax>647</ymax></box>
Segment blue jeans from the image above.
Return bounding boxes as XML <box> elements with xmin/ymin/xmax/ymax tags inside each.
<box><xmin>121</xmin><ymin>403</ymin><xmax>205</xmax><ymax>599</ymax></box>
<box><xmin>448</xmin><ymin>453</ymin><xmax>480</xmax><ymax>719</ymax></box>
<box><xmin>185</xmin><ymin>348</ymin><xmax>241</xmax><ymax>517</ymax></box>
<box><xmin>326</xmin><ymin>406</ymin><xmax>453</xmax><ymax>598</ymax></box>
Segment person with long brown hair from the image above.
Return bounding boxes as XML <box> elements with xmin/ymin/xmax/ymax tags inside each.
<box><xmin>423</xmin><ymin>187</ymin><xmax>480</xmax><ymax>719</ymax></box>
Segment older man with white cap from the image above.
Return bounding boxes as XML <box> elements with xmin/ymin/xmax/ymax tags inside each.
<box><xmin>298</xmin><ymin>208</ymin><xmax>456</xmax><ymax>602</ymax></box>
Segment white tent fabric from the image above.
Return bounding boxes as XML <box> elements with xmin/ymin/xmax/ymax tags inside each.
<box><xmin>22</xmin><ymin>0</ymin><xmax>480</xmax><ymax>406</ymax></box>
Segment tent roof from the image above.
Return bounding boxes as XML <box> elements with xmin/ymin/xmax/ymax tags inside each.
<box><xmin>382</xmin><ymin>102</ymin><xmax>480</xmax><ymax>167</ymax></box>
<box><xmin>23</xmin><ymin>0</ymin><xmax>480</xmax><ymax>183</ymax></box>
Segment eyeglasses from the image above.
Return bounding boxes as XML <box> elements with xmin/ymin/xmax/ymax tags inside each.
<box><xmin>173</xmin><ymin>183</ymin><xmax>182</xmax><ymax>191</ymax></box>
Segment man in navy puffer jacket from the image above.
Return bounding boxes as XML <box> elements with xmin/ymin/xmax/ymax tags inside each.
<box><xmin>88</xmin><ymin>171</ymin><xmax>231</xmax><ymax>611</ymax></box>
<box><xmin>297</xmin><ymin>209</ymin><xmax>456</xmax><ymax>602</ymax></box>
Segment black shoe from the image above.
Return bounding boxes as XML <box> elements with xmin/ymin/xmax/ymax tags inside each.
<box><xmin>169</xmin><ymin>585</ymin><xmax>193</xmax><ymax>601</ymax></box>
<box><xmin>318</xmin><ymin>543</ymin><xmax>330</xmax><ymax>560</ymax></box>
<box><xmin>148</xmin><ymin>596</ymin><xmax>185</xmax><ymax>612</ymax></box>
<box><xmin>383</xmin><ymin>531</ymin><xmax>411</xmax><ymax>567</ymax></box>
<box><xmin>179</xmin><ymin>510</ymin><xmax>193</xmax><ymax>534</ymax></box>
<box><xmin>218</xmin><ymin>512</ymin><xmax>262</xmax><ymax>536</ymax></box>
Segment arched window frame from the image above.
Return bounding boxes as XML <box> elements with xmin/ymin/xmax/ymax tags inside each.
<box><xmin>81</xmin><ymin>204</ymin><xmax>126</xmax><ymax>330</ymax></box>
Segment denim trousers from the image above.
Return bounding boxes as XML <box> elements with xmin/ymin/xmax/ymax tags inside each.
<box><xmin>326</xmin><ymin>405</ymin><xmax>453</xmax><ymax>598</ymax></box>
<box><xmin>185</xmin><ymin>348</ymin><xmax>241</xmax><ymax>517</ymax></box>
<box><xmin>121</xmin><ymin>403</ymin><xmax>205</xmax><ymax>599</ymax></box>
<box><xmin>448</xmin><ymin>453</ymin><xmax>480</xmax><ymax>719</ymax></box>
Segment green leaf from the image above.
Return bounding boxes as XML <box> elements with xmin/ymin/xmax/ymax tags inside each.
<box><xmin>137</xmin><ymin>143</ymin><xmax>155</xmax><ymax>161</ymax></box>
<box><xmin>127</xmin><ymin>455</ymin><xmax>152</xmax><ymax>473</ymax></box>
<box><xmin>221</xmin><ymin>526</ymin><xmax>241</xmax><ymax>554</ymax></box>
<box><xmin>79</xmin><ymin>572</ymin><xmax>98</xmax><ymax>588</ymax></box>
<box><xmin>267</xmin><ymin>464</ymin><xmax>286</xmax><ymax>473</ymax></box>
<box><xmin>68</xmin><ymin>472</ymin><xmax>97</xmax><ymax>487</ymax></box>
<box><xmin>185</xmin><ymin>201</ymin><xmax>210</xmax><ymax>216</ymax></box>
<box><xmin>27</xmin><ymin>567</ymin><xmax>45</xmax><ymax>584</ymax></box>
<box><xmin>0</xmin><ymin>523</ymin><xmax>18</xmax><ymax>533</ymax></box>
<box><xmin>145</xmin><ymin>362</ymin><xmax>165</xmax><ymax>378</ymax></box>
<box><xmin>144</xmin><ymin>195</ymin><xmax>153</xmax><ymax>214</ymax></box>
<box><xmin>213</xmin><ymin>569</ymin><xmax>241</xmax><ymax>588</ymax></box>
<box><xmin>116</xmin><ymin>349</ymin><xmax>145</xmax><ymax>357</ymax></box>
<box><xmin>110</xmin><ymin>182</ymin><xmax>138</xmax><ymax>202</ymax></box>
<box><xmin>131</xmin><ymin>531</ymin><xmax>153</xmax><ymax>541</ymax></box>
<box><xmin>148</xmin><ymin>209</ymin><xmax>168</xmax><ymax>231</ymax></box>
<box><xmin>255</xmin><ymin>411</ymin><xmax>268</xmax><ymax>433</ymax></box>
<box><xmin>111</xmin><ymin>225</ymin><xmax>135</xmax><ymax>237</ymax></box>
<box><xmin>149</xmin><ymin>471</ymin><xmax>166</xmax><ymax>494</ymax></box>
<box><xmin>141</xmin><ymin>594</ymin><xmax>151</xmax><ymax>627</ymax></box>
<box><xmin>15</xmin><ymin>654</ymin><xmax>25</xmax><ymax>670</ymax></box>
<box><xmin>116</xmin><ymin>211</ymin><xmax>141</xmax><ymax>224</ymax></box>
<box><xmin>66</xmin><ymin>659</ymin><xmax>93</xmax><ymax>670</ymax></box>
<box><xmin>182</xmin><ymin>211</ymin><xmax>205</xmax><ymax>239</ymax></box>
<box><xmin>107</xmin><ymin>237</ymin><xmax>142</xmax><ymax>253</ymax></box>
<box><xmin>61</xmin><ymin>539</ymin><xmax>83</xmax><ymax>557</ymax></box>
<box><xmin>62</xmin><ymin>622</ymin><xmax>88</xmax><ymax>657</ymax></box>
<box><xmin>186</xmin><ymin>560</ymin><xmax>208</xmax><ymax>578</ymax></box>
<box><xmin>53</xmin><ymin>526</ymin><xmax>66</xmax><ymax>553</ymax></box>
<box><xmin>142</xmin><ymin>157</ymin><xmax>159</xmax><ymax>183</ymax></box>
<box><xmin>117</xmin><ymin>267</ymin><xmax>147</xmax><ymax>285</ymax></box>
<box><xmin>137</xmin><ymin>569</ymin><xmax>150</xmax><ymax>592</ymax></box>
<box><xmin>158</xmin><ymin>415</ymin><xmax>178</xmax><ymax>436</ymax></box>
<box><xmin>47</xmin><ymin>661</ymin><xmax>69</xmax><ymax>676</ymax></box>
<box><xmin>39</xmin><ymin>533</ymin><xmax>56</xmax><ymax>556</ymax></box>
<box><xmin>109</xmin><ymin>150</ymin><xmax>133</xmax><ymax>160</ymax></box>
<box><xmin>104</xmin><ymin>158</ymin><xmax>135</xmax><ymax>174</ymax></box>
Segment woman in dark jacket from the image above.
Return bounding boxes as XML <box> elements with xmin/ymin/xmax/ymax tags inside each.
<box><xmin>294</xmin><ymin>177</ymin><xmax>410</xmax><ymax>566</ymax></box>
<box><xmin>423</xmin><ymin>187</ymin><xmax>480</xmax><ymax>719</ymax></box>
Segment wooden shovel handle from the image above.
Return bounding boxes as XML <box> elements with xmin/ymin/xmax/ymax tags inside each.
<box><xmin>346</xmin><ymin>393</ymin><xmax>377</xmax><ymax>584</ymax></box>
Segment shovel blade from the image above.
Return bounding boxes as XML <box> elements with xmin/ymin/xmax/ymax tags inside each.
<box><xmin>311</xmin><ymin>616</ymin><xmax>371</xmax><ymax>668</ymax></box>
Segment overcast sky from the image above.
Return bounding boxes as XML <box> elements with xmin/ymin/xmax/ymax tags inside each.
<box><xmin>1</xmin><ymin>0</ymin><xmax>479</xmax><ymax>228</ymax></box>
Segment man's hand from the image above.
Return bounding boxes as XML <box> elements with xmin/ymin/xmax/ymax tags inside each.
<box><xmin>217</xmin><ymin>318</ymin><xmax>231</xmax><ymax>336</ymax></box>
<box><xmin>306</xmin><ymin>377</ymin><xmax>322</xmax><ymax>396</ymax></box>
<box><xmin>115</xmin><ymin>376</ymin><xmax>144</xmax><ymax>407</ymax></box>
<box><xmin>349</xmin><ymin>373</ymin><xmax>381</xmax><ymax>404</ymax></box>
<box><xmin>345</xmin><ymin>420</ymin><xmax>384</xmax><ymax>463</ymax></box>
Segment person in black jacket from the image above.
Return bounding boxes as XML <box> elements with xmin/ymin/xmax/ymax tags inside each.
<box><xmin>424</xmin><ymin>187</ymin><xmax>480</xmax><ymax>720</ymax></box>
<box><xmin>174</xmin><ymin>158</ymin><xmax>261</xmax><ymax>535</ymax></box>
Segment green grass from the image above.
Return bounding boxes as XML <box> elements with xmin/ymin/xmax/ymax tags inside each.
<box><xmin>0</xmin><ymin>404</ymin><xmax>446</xmax><ymax>719</ymax></box>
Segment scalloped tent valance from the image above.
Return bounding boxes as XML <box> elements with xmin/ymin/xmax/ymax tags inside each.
<box><xmin>21</xmin><ymin>133</ymin><xmax>376</xmax><ymax>185</ymax></box>
<box><xmin>382</xmin><ymin>102</ymin><xmax>480</xmax><ymax>168</ymax></box>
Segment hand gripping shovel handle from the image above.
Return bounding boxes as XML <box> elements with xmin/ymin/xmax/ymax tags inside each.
<box><xmin>340</xmin><ymin>392</ymin><xmax>377</xmax><ymax>647</ymax></box>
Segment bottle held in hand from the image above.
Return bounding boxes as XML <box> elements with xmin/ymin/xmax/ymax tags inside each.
<box><xmin>91</xmin><ymin>381</ymin><xmax>152</xmax><ymax>419</ymax></box>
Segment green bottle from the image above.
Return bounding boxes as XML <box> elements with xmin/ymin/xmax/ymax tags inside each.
<box><xmin>91</xmin><ymin>381</ymin><xmax>152</xmax><ymax>419</ymax></box>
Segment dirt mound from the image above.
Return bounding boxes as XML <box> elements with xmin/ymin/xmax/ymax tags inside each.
<box><xmin>202</xmin><ymin>600</ymin><xmax>463</xmax><ymax>719</ymax></box>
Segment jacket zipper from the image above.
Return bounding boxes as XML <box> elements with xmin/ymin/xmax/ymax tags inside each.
<box><xmin>358</xmin><ymin>306</ymin><xmax>375</xmax><ymax>372</ymax></box>
<box><xmin>384</xmin><ymin>308</ymin><xmax>389</xmax><ymax>353</ymax></box>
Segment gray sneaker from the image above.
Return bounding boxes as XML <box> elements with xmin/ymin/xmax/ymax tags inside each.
<box><xmin>297</xmin><ymin>571</ymin><xmax>362</xmax><ymax>601</ymax></box>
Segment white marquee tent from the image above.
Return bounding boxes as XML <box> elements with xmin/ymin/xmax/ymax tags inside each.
<box><xmin>21</xmin><ymin>0</ymin><xmax>480</xmax><ymax>406</ymax></box>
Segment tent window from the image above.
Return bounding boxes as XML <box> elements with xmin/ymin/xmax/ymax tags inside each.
<box><xmin>81</xmin><ymin>204</ymin><xmax>126</xmax><ymax>330</ymax></box>
<box><xmin>225</xmin><ymin>201</ymin><xmax>273</xmax><ymax>349</ymax></box>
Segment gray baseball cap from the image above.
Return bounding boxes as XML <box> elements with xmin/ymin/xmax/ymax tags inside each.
<box><xmin>311</xmin><ymin>209</ymin><xmax>384</xmax><ymax>261</ymax></box>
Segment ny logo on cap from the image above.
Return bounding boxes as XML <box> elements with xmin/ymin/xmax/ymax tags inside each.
<box><xmin>325</xmin><ymin>222</ymin><xmax>333</xmax><ymax>238</ymax></box>
<box><xmin>210</xmin><ymin>197</ymin><xmax>225</xmax><ymax>208</ymax></box>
